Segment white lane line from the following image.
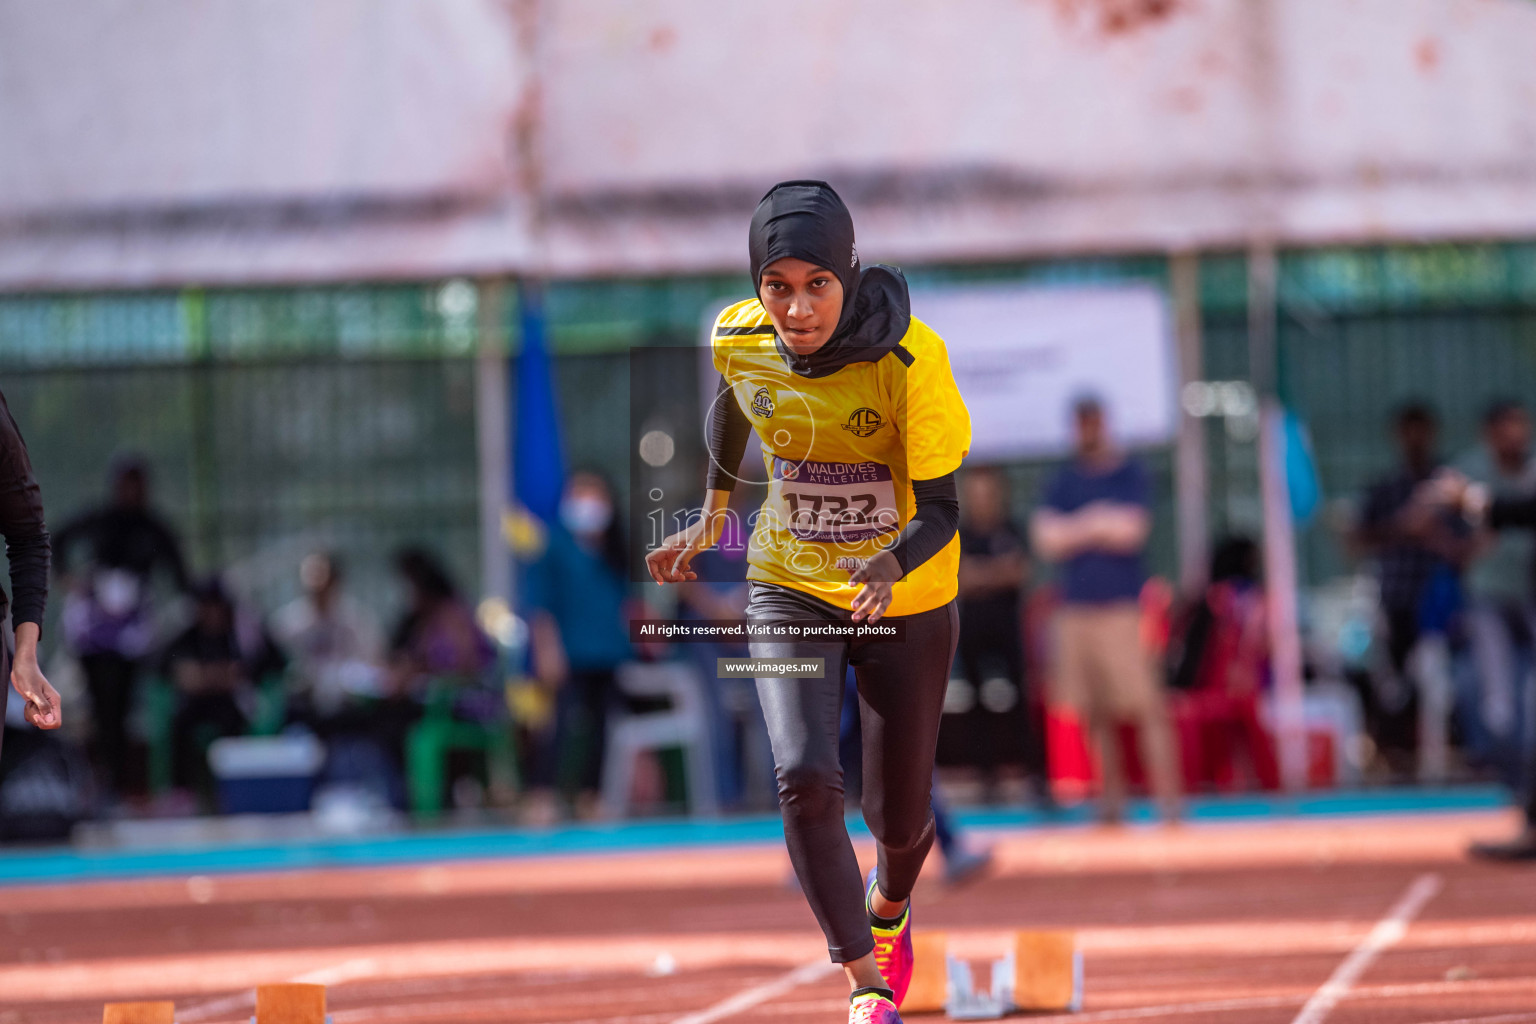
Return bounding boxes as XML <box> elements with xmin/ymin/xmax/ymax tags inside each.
<box><xmin>668</xmin><ymin>959</ymin><xmax>838</xmax><ymax>1024</ymax></box>
<box><xmin>1290</xmin><ymin>872</ymin><xmax>1443</xmax><ymax>1024</ymax></box>
<box><xmin>178</xmin><ymin>958</ymin><xmax>378</xmax><ymax>1022</ymax></box>
<box><xmin>963</xmin><ymin>974</ymin><xmax>1536</xmax><ymax>1024</ymax></box>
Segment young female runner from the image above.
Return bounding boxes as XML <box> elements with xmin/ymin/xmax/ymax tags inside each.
<box><xmin>646</xmin><ymin>181</ymin><xmax>971</xmax><ymax>1024</ymax></box>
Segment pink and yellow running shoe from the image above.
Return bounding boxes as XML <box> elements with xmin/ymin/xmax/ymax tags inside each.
<box><xmin>866</xmin><ymin>868</ymin><xmax>914</xmax><ymax>1007</ymax></box>
<box><xmin>849</xmin><ymin>990</ymin><xmax>903</xmax><ymax>1024</ymax></box>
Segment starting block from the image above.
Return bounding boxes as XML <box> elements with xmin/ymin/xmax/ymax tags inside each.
<box><xmin>253</xmin><ymin>984</ymin><xmax>329</xmax><ymax>1024</ymax></box>
<box><xmin>103</xmin><ymin>1004</ymin><xmax>175</xmax><ymax>1024</ymax></box>
<box><xmin>904</xmin><ymin>931</ymin><xmax>1082</xmax><ymax>1018</ymax></box>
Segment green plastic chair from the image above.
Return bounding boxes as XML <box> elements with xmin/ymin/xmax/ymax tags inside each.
<box><xmin>141</xmin><ymin>673</ymin><xmax>178</xmax><ymax>796</ymax></box>
<box><xmin>247</xmin><ymin>672</ymin><xmax>289</xmax><ymax>737</ymax></box>
<box><xmin>406</xmin><ymin>678</ymin><xmax>519</xmax><ymax>819</ymax></box>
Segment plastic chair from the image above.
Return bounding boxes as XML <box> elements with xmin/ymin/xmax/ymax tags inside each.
<box><xmin>141</xmin><ymin>674</ymin><xmax>178</xmax><ymax>795</ymax></box>
<box><xmin>405</xmin><ymin>678</ymin><xmax>519</xmax><ymax>818</ymax></box>
<box><xmin>601</xmin><ymin>661</ymin><xmax>719</xmax><ymax>817</ymax></box>
<box><xmin>247</xmin><ymin>672</ymin><xmax>291</xmax><ymax>737</ymax></box>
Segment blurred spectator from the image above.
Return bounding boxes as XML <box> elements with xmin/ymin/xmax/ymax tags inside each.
<box><xmin>54</xmin><ymin>458</ymin><xmax>189</xmax><ymax>801</ymax></box>
<box><xmin>1167</xmin><ymin>536</ymin><xmax>1279</xmax><ymax>792</ymax></box>
<box><xmin>161</xmin><ymin>578</ymin><xmax>285</xmax><ymax>806</ymax></box>
<box><xmin>289</xmin><ymin>546</ymin><xmax>482</xmax><ymax>814</ymax></box>
<box><xmin>954</xmin><ymin>465</ymin><xmax>1053</xmax><ymax>808</ymax></box>
<box><xmin>521</xmin><ymin>470</ymin><xmax>632</xmax><ymax>820</ymax></box>
<box><xmin>272</xmin><ymin>551</ymin><xmax>385</xmax><ymax>722</ymax></box>
<box><xmin>1453</xmin><ymin>399</ymin><xmax>1536</xmax><ymax>783</ymax></box>
<box><xmin>388</xmin><ymin>547</ymin><xmax>493</xmax><ymax>692</ymax></box>
<box><xmin>1426</xmin><ymin>468</ymin><xmax>1536</xmax><ymax>859</ymax></box>
<box><xmin>1351</xmin><ymin>403</ymin><xmax>1469</xmax><ymax>776</ymax></box>
<box><xmin>0</xmin><ymin>385</ymin><xmax>72</xmax><ymax>841</ymax></box>
<box><xmin>1031</xmin><ymin>397</ymin><xmax>1181</xmax><ymax>823</ymax></box>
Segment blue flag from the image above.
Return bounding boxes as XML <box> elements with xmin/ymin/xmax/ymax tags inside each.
<box><xmin>512</xmin><ymin>281</ymin><xmax>566</xmax><ymax>527</ymax></box>
<box><xmin>1283</xmin><ymin>407</ymin><xmax>1321</xmax><ymax>525</ymax></box>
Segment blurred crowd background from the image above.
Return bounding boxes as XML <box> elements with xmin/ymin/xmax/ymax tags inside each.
<box><xmin>3</xmin><ymin>0</ymin><xmax>1536</xmax><ymax>839</ymax></box>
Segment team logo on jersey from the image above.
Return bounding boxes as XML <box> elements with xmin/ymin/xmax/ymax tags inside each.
<box><xmin>842</xmin><ymin>407</ymin><xmax>882</xmax><ymax>437</ymax></box>
<box><xmin>751</xmin><ymin>386</ymin><xmax>775</xmax><ymax>418</ymax></box>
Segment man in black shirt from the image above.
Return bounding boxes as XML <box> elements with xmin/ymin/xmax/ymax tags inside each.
<box><xmin>54</xmin><ymin>459</ymin><xmax>187</xmax><ymax>796</ymax></box>
<box><xmin>1352</xmin><ymin>403</ymin><xmax>1470</xmax><ymax>774</ymax></box>
<box><xmin>954</xmin><ymin>466</ymin><xmax>1052</xmax><ymax>806</ymax></box>
<box><xmin>161</xmin><ymin>578</ymin><xmax>285</xmax><ymax>802</ymax></box>
<box><xmin>0</xmin><ymin>389</ymin><xmax>60</xmax><ymax>739</ymax></box>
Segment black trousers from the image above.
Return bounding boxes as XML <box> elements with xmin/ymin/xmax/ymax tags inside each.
<box><xmin>954</xmin><ymin>610</ymin><xmax>1049</xmax><ymax>782</ymax></box>
<box><xmin>81</xmin><ymin>652</ymin><xmax>137</xmax><ymax>796</ymax></box>
<box><xmin>747</xmin><ymin>582</ymin><xmax>958</xmax><ymax>963</ymax></box>
<box><xmin>172</xmin><ymin>691</ymin><xmax>248</xmax><ymax>791</ymax></box>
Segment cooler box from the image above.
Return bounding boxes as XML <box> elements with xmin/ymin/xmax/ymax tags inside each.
<box><xmin>208</xmin><ymin>734</ymin><xmax>326</xmax><ymax>814</ymax></box>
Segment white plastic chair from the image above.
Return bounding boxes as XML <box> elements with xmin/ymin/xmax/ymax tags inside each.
<box><xmin>1262</xmin><ymin>679</ymin><xmax>1366</xmax><ymax>787</ymax></box>
<box><xmin>601</xmin><ymin>661</ymin><xmax>720</xmax><ymax>817</ymax></box>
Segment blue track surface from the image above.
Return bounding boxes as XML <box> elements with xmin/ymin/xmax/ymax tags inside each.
<box><xmin>0</xmin><ymin>786</ymin><xmax>1507</xmax><ymax>887</ymax></box>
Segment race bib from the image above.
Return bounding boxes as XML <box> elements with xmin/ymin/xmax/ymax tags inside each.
<box><xmin>767</xmin><ymin>457</ymin><xmax>899</xmax><ymax>543</ymax></box>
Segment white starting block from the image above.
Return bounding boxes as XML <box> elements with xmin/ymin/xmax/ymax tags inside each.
<box><xmin>905</xmin><ymin>931</ymin><xmax>1082</xmax><ymax>1018</ymax></box>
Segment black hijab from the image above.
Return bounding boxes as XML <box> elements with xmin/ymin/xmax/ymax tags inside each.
<box><xmin>748</xmin><ymin>180</ymin><xmax>911</xmax><ymax>379</ymax></box>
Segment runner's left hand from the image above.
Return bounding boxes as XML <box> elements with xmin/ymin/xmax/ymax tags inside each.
<box><xmin>848</xmin><ymin>551</ymin><xmax>901</xmax><ymax>623</ymax></box>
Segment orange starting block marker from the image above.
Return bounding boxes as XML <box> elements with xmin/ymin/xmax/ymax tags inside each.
<box><xmin>254</xmin><ymin>984</ymin><xmax>328</xmax><ymax>1024</ymax></box>
<box><xmin>904</xmin><ymin>930</ymin><xmax>1082</xmax><ymax>1018</ymax></box>
<box><xmin>103</xmin><ymin>1003</ymin><xmax>175</xmax><ymax>1024</ymax></box>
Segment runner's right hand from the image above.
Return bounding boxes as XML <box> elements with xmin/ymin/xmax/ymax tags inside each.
<box><xmin>646</xmin><ymin>520</ymin><xmax>715</xmax><ymax>585</ymax></box>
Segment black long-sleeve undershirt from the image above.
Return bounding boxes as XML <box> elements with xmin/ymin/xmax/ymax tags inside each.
<box><xmin>703</xmin><ymin>374</ymin><xmax>959</xmax><ymax>579</ymax></box>
<box><xmin>706</xmin><ymin>376</ymin><xmax>753</xmax><ymax>492</ymax></box>
<box><xmin>884</xmin><ymin>474</ymin><xmax>959</xmax><ymax>578</ymax></box>
<box><xmin>0</xmin><ymin>390</ymin><xmax>49</xmax><ymax>631</ymax></box>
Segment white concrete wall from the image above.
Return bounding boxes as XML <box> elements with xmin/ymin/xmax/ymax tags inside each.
<box><xmin>3</xmin><ymin>0</ymin><xmax>1536</xmax><ymax>286</ymax></box>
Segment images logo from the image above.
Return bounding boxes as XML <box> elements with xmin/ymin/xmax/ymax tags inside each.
<box><xmin>751</xmin><ymin>387</ymin><xmax>775</xmax><ymax>418</ymax></box>
<box><xmin>842</xmin><ymin>407</ymin><xmax>882</xmax><ymax>437</ymax></box>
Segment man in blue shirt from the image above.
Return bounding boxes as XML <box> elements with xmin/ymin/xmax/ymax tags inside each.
<box><xmin>1031</xmin><ymin>397</ymin><xmax>1181</xmax><ymax>823</ymax></box>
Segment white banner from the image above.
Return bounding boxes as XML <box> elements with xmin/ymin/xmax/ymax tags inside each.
<box><xmin>913</xmin><ymin>283</ymin><xmax>1177</xmax><ymax>460</ymax></box>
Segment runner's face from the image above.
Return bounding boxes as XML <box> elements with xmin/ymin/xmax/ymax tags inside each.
<box><xmin>759</xmin><ymin>258</ymin><xmax>844</xmax><ymax>355</ymax></box>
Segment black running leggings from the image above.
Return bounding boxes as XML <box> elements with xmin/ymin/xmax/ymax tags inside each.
<box><xmin>747</xmin><ymin>582</ymin><xmax>958</xmax><ymax>963</ymax></box>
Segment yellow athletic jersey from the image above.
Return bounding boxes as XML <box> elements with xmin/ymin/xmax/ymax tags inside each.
<box><xmin>711</xmin><ymin>298</ymin><xmax>972</xmax><ymax>617</ymax></box>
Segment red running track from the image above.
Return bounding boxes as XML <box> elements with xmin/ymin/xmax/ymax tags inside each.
<box><xmin>2</xmin><ymin>810</ymin><xmax>1535</xmax><ymax>1024</ymax></box>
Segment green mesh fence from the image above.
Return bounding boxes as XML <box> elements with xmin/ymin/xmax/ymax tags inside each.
<box><xmin>1</xmin><ymin>242</ymin><xmax>1535</xmax><ymax>653</ymax></box>
<box><xmin>0</xmin><ymin>284</ymin><xmax>486</xmax><ymax>645</ymax></box>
